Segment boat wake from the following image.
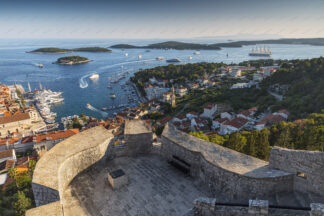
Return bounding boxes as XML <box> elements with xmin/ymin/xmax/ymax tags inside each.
<box><xmin>79</xmin><ymin>58</ymin><xmax>155</xmax><ymax>89</ymax></box>
<box><xmin>86</xmin><ymin>103</ymin><xmax>108</xmax><ymax>117</ymax></box>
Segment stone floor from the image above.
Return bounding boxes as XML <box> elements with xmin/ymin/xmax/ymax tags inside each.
<box><xmin>66</xmin><ymin>155</ymin><xmax>211</xmax><ymax>216</ymax></box>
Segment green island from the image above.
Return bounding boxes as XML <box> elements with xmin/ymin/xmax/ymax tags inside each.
<box><xmin>54</xmin><ymin>56</ymin><xmax>92</xmax><ymax>65</ymax></box>
<box><xmin>111</xmin><ymin>38</ymin><xmax>324</xmax><ymax>50</ymax></box>
<box><xmin>111</xmin><ymin>41</ymin><xmax>221</xmax><ymax>50</ymax></box>
<box><xmin>28</xmin><ymin>47</ymin><xmax>112</xmax><ymax>54</ymax></box>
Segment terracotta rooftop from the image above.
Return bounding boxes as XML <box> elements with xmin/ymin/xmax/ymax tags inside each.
<box><xmin>205</xmin><ymin>104</ymin><xmax>215</xmax><ymax>110</ymax></box>
<box><xmin>0</xmin><ymin>149</ymin><xmax>15</xmax><ymax>160</ymax></box>
<box><xmin>224</xmin><ymin>117</ymin><xmax>249</xmax><ymax>129</ymax></box>
<box><xmin>0</xmin><ymin>159</ymin><xmax>15</xmax><ymax>172</ymax></box>
<box><xmin>0</xmin><ymin>112</ymin><xmax>30</xmax><ymax>124</ymax></box>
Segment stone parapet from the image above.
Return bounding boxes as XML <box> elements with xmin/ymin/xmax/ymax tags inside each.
<box><xmin>27</xmin><ymin>126</ymin><xmax>114</xmax><ymax>215</ymax></box>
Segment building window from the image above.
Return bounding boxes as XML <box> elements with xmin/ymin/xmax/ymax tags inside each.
<box><xmin>297</xmin><ymin>172</ymin><xmax>307</xmax><ymax>179</ymax></box>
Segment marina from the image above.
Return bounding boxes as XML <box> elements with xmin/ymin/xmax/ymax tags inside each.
<box><xmin>1</xmin><ymin>39</ymin><xmax>324</xmax><ymax>121</ymax></box>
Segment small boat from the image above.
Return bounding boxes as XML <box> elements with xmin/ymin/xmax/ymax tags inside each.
<box><xmin>125</xmin><ymin>53</ymin><xmax>128</xmax><ymax>57</ymax></box>
<box><xmin>189</xmin><ymin>56</ymin><xmax>193</xmax><ymax>60</ymax></box>
<box><xmin>166</xmin><ymin>58</ymin><xmax>181</xmax><ymax>63</ymax></box>
<box><xmin>138</xmin><ymin>55</ymin><xmax>142</xmax><ymax>59</ymax></box>
<box><xmin>156</xmin><ymin>57</ymin><xmax>164</xmax><ymax>61</ymax></box>
<box><xmin>89</xmin><ymin>73</ymin><xmax>99</xmax><ymax>80</ymax></box>
<box><xmin>86</xmin><ymin>103</ymin><xmax>91</xmax><ymax>108</ymax></box>
<box><xmin>101</xmin><ymin>107</ymin><xmax>107</xmax><ymax>111</ymax></box>
<box><xmin>107</xmin><ymin>85</ymin><xmax>112</xmax><ymax>88</ymax></box>
<box><xmin>194</xmin><ymin>51</ymin><xmax>200</xmax><ymax>55</ymax></box>
<box><xmin>37</xmin><ymin>64</ymin><xmax>44</xmax><ymax>68</ymax></box>
<box><xmin>110</xmin><ymin>93</ymin><xmax>116</xmax><ymax>99</ymax></box>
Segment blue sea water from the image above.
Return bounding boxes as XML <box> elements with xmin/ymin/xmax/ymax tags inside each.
<box><xmin>0</xmin><ymin>38</ymin><xmax>323</xmax><ymax>120</ymax></box>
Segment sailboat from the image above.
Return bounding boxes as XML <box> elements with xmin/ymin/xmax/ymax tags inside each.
<box><xmin>28</xmin><ymin>82</ymin><xmax>32</xmax><ymax>92</ymax></box>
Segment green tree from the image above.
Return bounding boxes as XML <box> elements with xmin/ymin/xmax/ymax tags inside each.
<box><xmin>8</xmin><ymin>168</ymin><xmax>18</xmax><ymax>188</ymax></box>
<box><xmin>226</xmin><ymin>132</ymin><xmax>247</xmax><ymax>153</ymax></box>
<box><xmin>13</xmin><ymin>191</ymin><xmax>31</xmax><ymax>216</ymax></box>
<box><xmin>256</xmin><ymin>128</ymin><xmax>270</xmax><ymax>160</ymax></box>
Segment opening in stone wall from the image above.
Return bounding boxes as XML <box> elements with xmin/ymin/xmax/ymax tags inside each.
<box><xmin>297</xmin><ymin>172</ymin><xmax>307</xmax><ymax>179</ymax></box>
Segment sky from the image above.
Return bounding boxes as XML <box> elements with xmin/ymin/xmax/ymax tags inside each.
<box><xmin>0</xmin><ymin>0</ymin><xmax>324</xmax><ymax>39</ymax></box>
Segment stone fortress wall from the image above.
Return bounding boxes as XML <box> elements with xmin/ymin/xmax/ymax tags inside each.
<box><xmin>26</xmin><ymin>126</ymin><xmax>115</xmax><ymax>216</ymax></box>
<box><xmin>270</xmin><ymin>147</ymin><xmax>324</xmax><ymax>197</ymax></box>
<box><xmin>27</xmin><ymin>121</ymin><xmax>324</xmax><ymax>216</ymax></box>
<box><xmin>161</xmin><ymin>123</ymin><xmax>294</xmax><ymax>202</ymax></box>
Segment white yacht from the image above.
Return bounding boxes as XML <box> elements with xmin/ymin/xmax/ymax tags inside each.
<box><xmin>125</xmin><ymin>53</ymin><xmax>128</xmax><ymax>57</ymax></box>
<box><xmin>189</xmin><ymin>56</ymin><xmax>193</xmax><ymax>60</ymax></box>
<box><xmin>89</xmin><ymin>73</ymin><xmax>99</xmax><ymax>80</ymax></box>
<box><xmin>156</xmin><ymin>57</ymin><xmax>164</xmax><ymax>61</ymax></box>
<box><xmin>194</xmin><ymin>51</ymin><xmax>200</xmax><ymax>55</ymax></box>
<box><xmin>138</xmin><ymin>55</ymin><xmax>142</xmax><ymax>59</ymax></box>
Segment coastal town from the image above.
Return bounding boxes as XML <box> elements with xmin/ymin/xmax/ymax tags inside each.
<box><xmin>0</xmin><ymin>60</ymin><xmax>289</xmax><ymax>190</ymax></box>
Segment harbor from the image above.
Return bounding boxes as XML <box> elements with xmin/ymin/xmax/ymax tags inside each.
<box><xmin>1</xmin><ymin>39</ymin><xmax>324</xmax><ymax>122</ymax></box>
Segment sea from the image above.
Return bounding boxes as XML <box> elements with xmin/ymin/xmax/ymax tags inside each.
<box><xmin>0</xmin><ymin>38</ymin><xmax>323</xmax><ymax>121</ymax></box>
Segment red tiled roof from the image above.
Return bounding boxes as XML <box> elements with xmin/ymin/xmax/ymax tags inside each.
<box><xmin>158</xmin><ymin>116</ymin><xmax>172</xmax><ymax>125</ymax></box>
<box><xmin>224</xmin><ymin>117</ymin><xmax>249</xmax><ymax>129</ymax></box>
<box><xmin>188</xmin><ymin>111</ymin><xmax>199</xmax><ymax>115</ymax></box>
<box><xmin>256</xmin><ymin>114</ymin><xmax>286</xmax><ymax>125</ymax></box>
<box><xmin>215</xmin><ymin>118</ymin><xmax>228</xmax><ymax>124</ymax></box>
<box><xmin>0</xmin><ymin>149</ymin><xmax>14</xmax><ymax>160</ymax></box>
<box><xmin>205</xmin><ymin>104</ymin><xmax>215</xmax><ymax>110</ymax></box>
<box><xmin>0</xmin><ymin>159</ymin><xmax>15</xmax><ymax>172</ymax></box>
<box><xmin>0</xmin><ymin>112</ymin><xmax>30</xmax><ymax>124</ymax></box>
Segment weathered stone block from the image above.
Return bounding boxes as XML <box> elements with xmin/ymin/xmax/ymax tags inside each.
<box><xmin>108</xmin><ymin>169</ymin><xmax>129</xmax><ymax>189</ymax></box>
<box><xmin>310</xmin><ymin>203</ymin><xmax>324</xmax><ymax>216</ymax></box>
<box><xmin>248</xmin><ymin>199</ymin><xmax>268</xmax><ymax>216</ymax></box>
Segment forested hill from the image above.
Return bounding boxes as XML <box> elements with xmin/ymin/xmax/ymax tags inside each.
<box><xmin>29</xmin><ymin>47</ymin><xmax>112</xmax><ymax>53</ymax></box>
<box><xmin>261</xmin><ymin>57</ymin><xmax>324</xmax><ymax>119</ymax></box>
<box><xmin>111</xmin><ymin>38</ymin><xmax>324</xmax><ymax>50</ymax></box>
<box><xmin>111</xmin><ymin>41</ymin><xmax>221</xmax><ymax>50</ymax></box>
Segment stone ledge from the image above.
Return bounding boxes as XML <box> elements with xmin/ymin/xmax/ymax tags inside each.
<box><xmin>26</xmin><ymin>201</ymin><xmax>63</xmax><ymax>216</ymax></box>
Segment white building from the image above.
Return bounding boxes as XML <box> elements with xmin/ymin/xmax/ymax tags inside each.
<box><xmin>231</xmin><ymin>69</ymin><xmax>242</xmax><ymax>77</ymax></box>
<box><xmin>186</xmin><ymin>112</ymin><xmax>199</xmax><ymax>120</ymax></box>
<box><xmin>177</xmin><ymin>87</ymin><xmax>188</xmax><ymax>97</ymax></box>
<box><xmin>219</xmin><ymin>117</ymin><xmax>249</xmax><ymax>135</ymax></box>
<box><xmin>231</xmin><ymin>83</ymin><xmax>252</xmax><ymax>89</ymax></box>
<box><xmin>201</xmin><ymin>104</ymin><xmax>218</xmax><ymax>119</ymax></box>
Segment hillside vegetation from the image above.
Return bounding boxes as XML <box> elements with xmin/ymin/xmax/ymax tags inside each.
<box><xmin>29</xmin><ymin>47</ymin><xmax>112</xmax><ymax>53</ymax></box>
<box><xmin>111</xmin><ymin>41</ymin><xmax>221</xmax><ymax>50</ymax></box>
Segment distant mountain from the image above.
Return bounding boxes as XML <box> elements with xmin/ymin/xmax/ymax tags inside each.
<box><xmin>111</xmin><ymin>38</ymin><xmax>324</xmax><ymax>50</ymax></box>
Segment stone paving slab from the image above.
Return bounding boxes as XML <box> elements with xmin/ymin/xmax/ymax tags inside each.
<box><xmin>68</xmin><ymin>155</ymin><xmax>211</xmax><ymax>216</ymax></box>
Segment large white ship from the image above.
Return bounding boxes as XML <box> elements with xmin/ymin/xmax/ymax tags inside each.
<box><xmin>249</xmin><ymin>46</ymin><xmax>272</xmax><ymax>57</ymax></box>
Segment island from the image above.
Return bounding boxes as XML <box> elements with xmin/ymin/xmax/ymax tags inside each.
<box><xmin>53</xmin><ymin>56</ymin><xmax>92</xmax><ymax>65</ymax></box>
<box><xmin>29</xmin><ymin>47</ymin><xmax>112</xmax><ymax>54</ymax></box>
<box><xmin>110</xmin><ymin>41</ymin><xmax>221</xmax><ymax>50</ymax></box>
<box><xmin>111</xmin><ymin>38</ymin><xmax>324</xmax><ymax>50</ymax></box>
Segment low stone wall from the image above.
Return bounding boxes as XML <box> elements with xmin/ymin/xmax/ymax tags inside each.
<box><xmin>191</xmin><ymin>198</ymin><xmax>310</xmax><ymax>216</ymax></box>
<box><xmin>161</xmin><ymin>124</ymin><xmax>294</xmax><ymax>202</ymax></box>
<box><xmin>26</xmin><ymin>126</ymin><xmax>114</xmax><ymax>215</ymax></box>
<box><xmin>269</xmin><ymin>147</ymin><xmax>324</xmax><ymax>197</ymax></box>
<box><xmin>124</xmin><ymin>120</ymin><xmax>153</xmax><ymax>156</ymax></box>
